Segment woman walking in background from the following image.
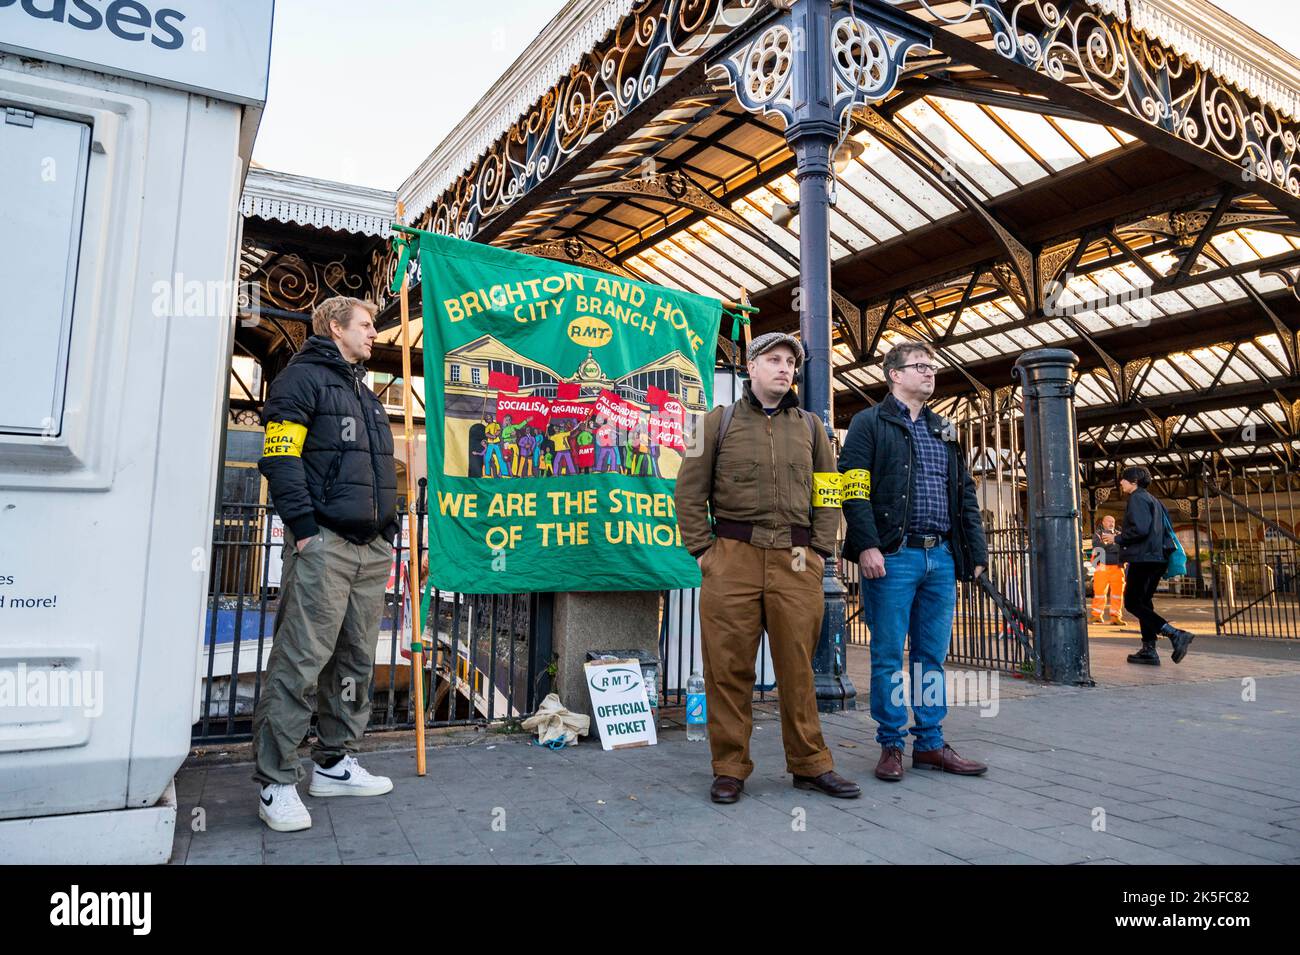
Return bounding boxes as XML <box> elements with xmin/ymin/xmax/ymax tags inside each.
<box><xmin>1118</xmin><ymin>465</ymin><xmax>1195</xmax><ymax>665</ymax></box>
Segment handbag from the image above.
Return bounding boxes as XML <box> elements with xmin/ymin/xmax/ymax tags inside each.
<box><xmin>1160</xmin><ymin>506</ymin><xmax>1187</xmax><ymax>579</ymax></box>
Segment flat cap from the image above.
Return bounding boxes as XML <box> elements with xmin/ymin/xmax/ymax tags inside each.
<box><xmin>747</xmin><ymin>331</ymin><xmax>804</xmax><ymax>367</ymax></box>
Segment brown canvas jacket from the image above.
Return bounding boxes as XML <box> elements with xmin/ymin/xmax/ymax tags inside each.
<box><xmin>674</xmin><ymin>382</ymin><xmax>839</xmax><ymax>558</ymax></box>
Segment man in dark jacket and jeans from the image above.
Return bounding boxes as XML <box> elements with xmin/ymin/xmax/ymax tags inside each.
<box><xmin>839</xmin><ymin>341</ymin><xmax>990</xmax><ymax>782</ymax></box>
<box><xmin>252</xmin><ymin>296</ymin><xmax>400</xmax><ymax>832</ymax></box>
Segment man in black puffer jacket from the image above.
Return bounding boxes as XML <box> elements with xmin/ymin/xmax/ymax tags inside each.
<box><xmin>251</xmin><ymin>296</ymin><xmax>400</xmax><ymax>833</ymax></box>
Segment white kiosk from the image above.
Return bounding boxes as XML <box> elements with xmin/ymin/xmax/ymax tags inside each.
<box><xmin>0</xmin><ymin>0</ymin><xmax>274</xmax><ymax>863</ymax></box>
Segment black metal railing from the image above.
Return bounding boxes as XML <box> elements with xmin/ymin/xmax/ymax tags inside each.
<box><xmin>1204</xmin><ymin>464</ymin><xmax>1300</xmax><ymax>640</ymax></box>
<box><xmin>839</xmin><ymin>522</ymin><xmax>1036</xmax><ymax>676</ymax></box>
<box><xmin>658</xmin><ymin>589</ymin><xmax>774</xmax><ymax>706</ymax></box>
<box><xmin>194</xmin><ymin>488</ymin><xmax>544</xmax><ymax>743</ymax></box>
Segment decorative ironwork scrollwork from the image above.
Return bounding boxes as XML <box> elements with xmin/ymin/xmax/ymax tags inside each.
<box><xmin>887</xmin><ymin>1</ymin><xmax>1300</xmax><ymax>198</ymax></box>
<box><xmin>829</xmin><ymin>12</ymin><xmax>929</xmax><ymax>137</ymax></box>
<box><xmin>517</xmin><ymin>238</ymin><xmax>640</xmax><ymax>278</ymax></box>
<box><xmin>244</xmin><ymin>251</ymin><xmax>368</xmax><ymax>314</ymax></box>
<box><xmin>710</xmin><ymin>18</ymin><xmax>797</xmax><ymax>124</ymax></box>
<box><xmin>573</xmin><ymin>168</ymin><xmax>763</xmax><ymax>238</ymax></box>
<box><xmin>710</xmin><ymin>8</ymin><xmax>928</xmax><ymax>135</ymax></box>
<box><xmin>418</xmin><ymin>0</ymin><xmax>763</xmax><ymax>241</ymax></box>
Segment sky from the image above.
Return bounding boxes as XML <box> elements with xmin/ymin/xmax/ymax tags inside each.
<box><xmin>252</xmin><ymin>0</ymin><xmax>1300</xmax><ymax>193</ymax></box>
<box><xmin>253</xmin><ymin>0</ymin><xmax>568</xmax><ymax>190</ymax></box>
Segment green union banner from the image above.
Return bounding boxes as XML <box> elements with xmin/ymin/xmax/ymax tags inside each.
<box><xmin>412</xmin><ymin>230</ymin><xmax>722</xmax><ymax>594</ymax></box>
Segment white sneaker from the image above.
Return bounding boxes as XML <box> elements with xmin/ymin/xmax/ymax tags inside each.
<box><xmin>258</xmin><ymin>783</ymin><xmax>312</xmax><ymax>832</ymax></box>
<box><xmin>308</xmin><ymin>755</ymin><xmax>393</xmax><ymax>797</ymax></box>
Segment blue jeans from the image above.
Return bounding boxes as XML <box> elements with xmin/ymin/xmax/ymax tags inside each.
<box><xmin>483</xmin><ymin>444</ymin><xmax>507</xmax><ymax>477</ymax></box>
<box><xmin>861</xmin><ymin>541</ymin><xmax>956</xmax><ymax>751</ymax></box>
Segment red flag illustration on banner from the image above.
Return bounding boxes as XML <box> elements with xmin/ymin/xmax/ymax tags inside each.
<box><xmin>549</xmin><ymin>400</ymin><xmax>592</xmax><ymax>421</ymax></box>
<box><xmin>645</xmin><ymin>385</ymin><xmax>670</xmax><ymax>408</ymax></box>
<box><xmin>488</xmin><ymin>370</ymin><xmax>520</xmax><ymax>392</ymax></box>
<box><xmin>594</xmin><ymin>390</ymin><xmax>642</xmax><ymax>431</ymax></box>
<box><xmin>556</xmin><ymin>381</ymin><xmax>581</xmax><ymax>400</ymax></box>
<box><xmin>649</xmin><ymin>395</ymin><xmax>686</xmax><ymax>451</ymax></box>
<box><xmin>495</xmin><ymin>396</ymin><xmax>550</xmax><ymax>428</ymax></box>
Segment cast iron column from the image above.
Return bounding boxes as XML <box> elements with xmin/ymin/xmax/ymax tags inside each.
<box><xmin>787</xmin><ymin>0</ymin><xmax>855</xmax><ymax>710</ymax></box>
<box><xmin>1014</xmin><ymin>349</ymin><xmax>1093</xmax><ymax>685</ymax></box>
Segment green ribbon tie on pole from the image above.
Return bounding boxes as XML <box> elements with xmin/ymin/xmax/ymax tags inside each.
<box><xmin>390</xmin><ymin>234</ymin><xmax>414</xmax><ymax>296</ymax></box>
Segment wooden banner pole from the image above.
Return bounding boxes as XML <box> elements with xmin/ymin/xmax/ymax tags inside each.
<box><xmin>395</xmin><ymin>201</ymin><xmax>427</xmax><ymax>776</ymax></box>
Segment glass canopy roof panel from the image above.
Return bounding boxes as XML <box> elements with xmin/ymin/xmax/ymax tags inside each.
<box><xmin>1260</xmin><ymin>402</ymin><xmax>1286</xmax><ymax>423</ymax></box>
<box><xmin>733</xmin><ymin>187</ymin><xmax>803</xmax><ymax>258</ymax></box>
<box><xmin>1074</xmin><ymin>373</ymin><xmax>1111</xmax><ymax>405</ymax></box>
<box><xmin>1204</xmin><ymin>277</ymin><xmax>1247</xmax><ymax>302</ymax></box>
<box><xmin>1177</xmin><ymin>282</ymin><xmax>1227</xmax><ymax>309</ymax></box>
<box><xmin>825</xmin><ymin>198</ymin><xmax>880</xmax><ymax>254</ymax></box>
<box><xmin>1239</xmin><ymin>338</ymin><xmax>1286</xmax><ymax>376</ymax></box>
<box><xmin>1048</xmin><ymin>117</ymin><xmax>1127</xmax><ymax>157</ymax></box>
<box><xmin>686</xmin><ymin>222</ymin><xmax>789</xmax><ymax>286</ymax></box>
<box><xmin>1251</xmin><ymin>269</ymin><xmax>1290</xmax><ymax>295</ymax></box>
<box><xmin>1168</xmin><ymin>351</ymin><xmax>1216</xmax><ymax>388</ymax></box>
<box><xmin>1238</xmin><ymin>227</ymin><xmax>1296</xmax><ymax>259</ymax></box>
<box><xmin>921</xmin><ymin>97</ymin><xmax>1055</xmax><ymax>188</ymax></box>
<box><xmin>947</xmin><ymin>341</ymin><xmax>982</xmax><ymax>363</ymax></box>
<box><xmin>626</xmin><ymin>252</ymin><xmax>690</xmax><ymax>294</ymax></box>
<box><xmin>1140</xmin><ymin>362</ymin><xmax>1182</xmax><ymax>394</ymax></box>
<box><xmin>848</xmin><ymin>138</ymin><xmax>949</xmax><ymax>229</ymax></box>
<box><xmin>827</xmin><ymin>161</ymin><xmax>909</xmax><ymax>243</ymax></box>
<box><xmin>984</xmin><ymin>331</ymin><xmax>1028</xmax><ymax>354</ymax></box>
<box><xmin>657</xmin><ymin>233</ymin><xmax>744</xmax><ymax>300</ymax></box>
<box><xmin>1255</xmin><ymin>334</ymin><xmax>1291</xmax><ymax>371</ymax></box>
<box><xmin>707</xmin><ymin>216</ymin><xmax>800</xmax><ymax>280</ymax></box>
<box><xmin>892</xmin><ymin>105</ymin><xmax>1010</xmax><ymax>200</ymax></box>
<box><xmin>987</xmin><ymin>104</ymin><xmax>1089</xmax><ymax>173</ymax></box>
<box><xmin>1209</xmin><ymin>229</ymin><xmax>1266</xmax><ymax>266</ymax></box>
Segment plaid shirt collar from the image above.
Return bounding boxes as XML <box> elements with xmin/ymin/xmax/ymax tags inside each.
<box><xmin>884</xmin><ymin>391</ymin><xmax>928</xmax><ymax>425</ymax></box>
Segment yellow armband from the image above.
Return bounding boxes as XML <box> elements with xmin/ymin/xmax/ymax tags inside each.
<box><xmin>842</xmin><ymin>468</ymin><xmax>871</xmax><ymax>501</ymax></box>
<box><xmin>263</xmin><ymin>420</ymin><xmax>308</xmax><ymax>458</ymax></box>
<box><xmin>812</xmin><ymin>472</ymin><xmax>842</xmax><ymax>508</ymax></box>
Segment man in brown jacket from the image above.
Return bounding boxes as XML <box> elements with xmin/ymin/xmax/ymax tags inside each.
<box><xmin>675</xmin><ymin>332</ymin><xmax>861</xmax><ymax>803</ymax></box>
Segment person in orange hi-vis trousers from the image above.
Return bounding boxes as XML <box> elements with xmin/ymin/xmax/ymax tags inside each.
<box><xmin>1090</xmin><ymin>514</ymin><xmax>1125</xmax><ymax>625</ymax></box>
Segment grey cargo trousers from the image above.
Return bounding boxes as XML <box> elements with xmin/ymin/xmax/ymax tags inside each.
<box><xmin>252</xmin><ymin>525</ymin><xmax>393</xmax><ymax>786</ymax></box>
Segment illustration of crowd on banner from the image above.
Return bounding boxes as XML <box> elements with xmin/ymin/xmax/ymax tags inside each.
<box><xmin>443</xmin><ymin>337</ymin><xmax>699</xmax><ymax>482</ymax></box>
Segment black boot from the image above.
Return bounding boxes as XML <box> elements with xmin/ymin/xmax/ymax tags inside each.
<box><xmin>1127</xmin><ymin>641</ymin><xmax>1160</xmax><ymax>665</ymax></box>
<box><xmin>1161</xmin><ymin>623</ymin><xmax>1195</xmax><ymax>663</ymax></box>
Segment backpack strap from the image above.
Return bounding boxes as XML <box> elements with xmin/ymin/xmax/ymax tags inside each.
<box><xmin>795</xmin><ymin>407</ymin><xmax>819</xmax><ymax>445</ymax></box>
<box><xmin>706</xmin><ymin>401</ymin><xmax>740</xmax><ymax>516</ymax></box>
<box><xmin>717</xmin><ymin>401</ymin><xmax>739</xmax><ymax>456</ymax></box>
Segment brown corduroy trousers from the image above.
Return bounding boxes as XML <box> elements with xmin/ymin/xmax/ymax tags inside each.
<box><xmin>698</xmin><ymin>537</ymin><xmax>835</xmax><ymax>780</ymax></box>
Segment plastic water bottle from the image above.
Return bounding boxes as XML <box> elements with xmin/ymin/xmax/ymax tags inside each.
<box><xmin>686</xmin><ymin>669</ymin><xmax>707</xmax><ymax>741</ymax></box>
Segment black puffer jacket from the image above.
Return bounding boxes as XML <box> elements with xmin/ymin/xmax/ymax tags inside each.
<box><xmin>1118</xmin><ymin>487</ymin><xmax>1173</xmax><ymax>564</ymax></box>
<box><xmin>838</xmin><ymin>398</ymin><xmax>988</xmax><ymax>580</ymax></box>
<box><xmin>259</xmin><ymin>336</ymin><xmax>399</xmax><ymax>545</ymax></box>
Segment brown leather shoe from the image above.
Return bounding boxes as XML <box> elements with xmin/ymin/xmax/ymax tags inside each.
<box><xmin>912</xmin><ymin>743</ymin><xmax>987</xmax><ymax>776</ymax></box>
<box><xmin>792</xmin><ymin>770</ymin><xmax>861</xmax><ymax>799</ymax></box>
<box><xmin>710</xmin><ymin>775</ymin><xmax>744</xmax><ymax>804</ymax></box>
<box><xmin>874</xmin><ymin>746</ymin><xmax>905</xmax><ymax>782</ymax></box>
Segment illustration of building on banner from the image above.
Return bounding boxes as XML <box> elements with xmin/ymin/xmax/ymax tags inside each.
<box><xmin>442</xmin><ymin>335</ymin><xmax>707</xmax><ymax>480</ymax></box>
